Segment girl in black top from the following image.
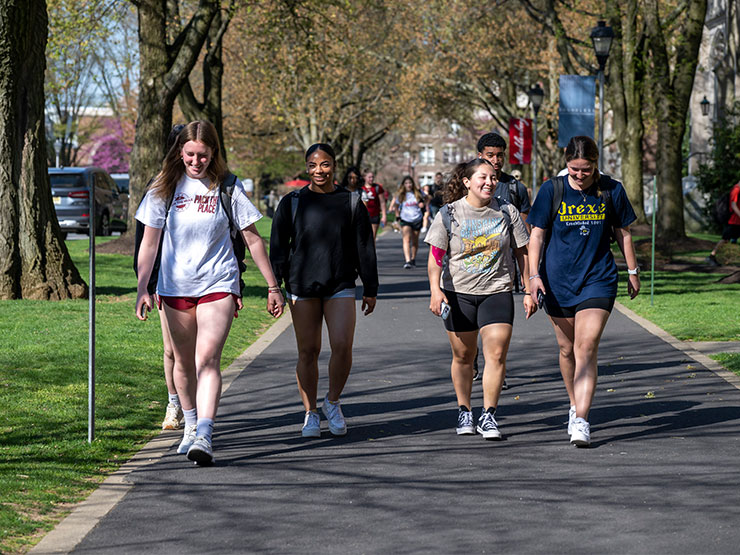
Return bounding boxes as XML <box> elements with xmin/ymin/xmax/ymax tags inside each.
<box><xmin>270</xmin><ymin>144</ymin><xmax>378</xmax><ymax>438</ymax></box>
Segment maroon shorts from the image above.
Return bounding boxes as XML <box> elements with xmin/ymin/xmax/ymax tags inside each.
<box><xmin>158</xmin><ymin>292</ymin><xmax>240</xmax><ymax>318</ymax></box>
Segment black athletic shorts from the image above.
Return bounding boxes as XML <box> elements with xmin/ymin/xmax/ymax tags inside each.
<box><xmin>544</xmin><ymin>296</ymin><xmax>615</xmax><ymax>319</ymax></box>
<box><xmin>443</xmin><ymin>290</ymin><xmax>514</xmax><ymax>332</ymax></box>
<box><xmin>722</xmin><ymin>224</ymin><xmax>740</xmax><ymax>241</ymax></box>
<box><xmin>400</xmin><ymin>218</ymin><xmax>423</xmax><ymax>231</ymax></box>
<box><xmin>369</xmin><ymin>215</ymin><xmax>380</xmax><ymax>225</ymax></box>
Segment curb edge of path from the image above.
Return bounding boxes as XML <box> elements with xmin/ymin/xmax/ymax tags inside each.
<box><xmin>29</xmin><ymin>312</ymin><xmax>294</xmax><ymax>555</ymax></box>
<box><xmin>614</xmin><ymin>301</ymin><xmax>740</xmax><ymax>390</ymax></box>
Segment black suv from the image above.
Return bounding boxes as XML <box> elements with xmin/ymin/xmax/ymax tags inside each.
<box><xmin>49</xmin><ymin>167</ymin><xmax>128</xmax><ymax>237</ymax></box>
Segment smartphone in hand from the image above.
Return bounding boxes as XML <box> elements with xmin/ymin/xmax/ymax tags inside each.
<box><xmin>440</xmin><ymin>301</ymin><xmax>451</xmax><ymax>320</ymax></box>
<box><xmin>537</xmin><ymin>290</ymin><xmax>545</xmax><ymax>310</ymax></box>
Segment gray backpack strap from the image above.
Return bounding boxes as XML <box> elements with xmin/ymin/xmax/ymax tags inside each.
<box><xmin>441</xmin><ymin>203</ymin><xmax>452</xmax><ymax>246</ymax></box>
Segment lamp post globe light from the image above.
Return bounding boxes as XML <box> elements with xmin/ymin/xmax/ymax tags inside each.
<box><xmin>590</xmin><ymin>20</ymin><xmax>614</xmax><ymax>170</ymax></box>
<box><xmin>527</xmin><ymin>84</ymin><xmax>545</xmax><ymax>198</ymax></box>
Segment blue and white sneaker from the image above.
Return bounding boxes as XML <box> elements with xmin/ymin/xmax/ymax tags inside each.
<box><xmin>177</xmin><ymin>424</ymin><xmax>197</xmax><ymax>454</ymax></box>
<box><xmin>322</xmin><ymin>396</ymin><xmax>347</xmax><ymax>436</ymax></box>
<box><xmin>476</xmin><ymin>410</ymin><xmax>502</xmax><ymax>440</ymax></box>
<box><xmin>301</xmin><ymin>410</ymin><xmax>321</xmax><ymax>438</ymax></box>
<box><xmin>187</xmin><ymin>436</ymin><xmax>214</xmax><ymax>465</ymax></box>
<box><xmin>456</xmin><ymin>408</ymin><xmax>475</xmax><ymax>435</ymax></box>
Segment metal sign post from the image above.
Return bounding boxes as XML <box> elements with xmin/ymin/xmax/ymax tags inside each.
<box><xmin>650</xmin><ymin>176</ymin><xmax>656</xmax><ymax>306</ymax></box>
<box><xmin>88</xmin><ymin>181</ymin><xmax>96</xmax><ymax>443</ymax></box>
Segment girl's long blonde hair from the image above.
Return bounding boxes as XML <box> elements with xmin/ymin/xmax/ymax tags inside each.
<box><xmin>150</xmin><ymin>120</ymin><xmax>228</xmax><ymax>200</ymax></box>
<box><xmin>396</xmin><ymin>175</ymin><xmax>423</xmax><ymax>203</ymax></box>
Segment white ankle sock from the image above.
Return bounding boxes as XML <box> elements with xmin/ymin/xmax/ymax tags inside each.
<box><xmin>168</xmin><ymin>393</ymin><xmax>180</xmax><ymax>407</ymax></box>
<box><xmin>196</xmin><ymin>418</ymin><xmax>214</xmax><ymax>440</ymax></box>
<box><xmin>183</xmin><ymin>408</ymin><xmax>197</xmax><ymax>428</ymax></box>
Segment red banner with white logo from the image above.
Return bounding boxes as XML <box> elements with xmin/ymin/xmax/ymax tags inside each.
<box><xmin>508</xmin><ymin>118</ymin><xmax>532</xmax><ymax>165</ymax></box>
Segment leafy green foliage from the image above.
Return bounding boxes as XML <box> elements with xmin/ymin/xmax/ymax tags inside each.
<box><xmin>696</xmin><ymin>102</ymin><xmax>740</xmax><ymax>230</ymax></box>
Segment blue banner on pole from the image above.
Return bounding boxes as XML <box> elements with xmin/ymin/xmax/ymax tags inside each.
<box><xmin>558</xmin><ymin>75</ymin><xmax>595</xmax><ymax>148</ymax></box>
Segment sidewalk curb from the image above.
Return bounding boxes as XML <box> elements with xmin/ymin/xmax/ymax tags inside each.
<box><xmin>614</xmin><ymin>301</ymin><xmax>740</xmax><ymax>390</ymax></box>
<box><xmin>29</xmin><ymin>313</ymin><xmax>294</xmax><ymax>555</ymax></box>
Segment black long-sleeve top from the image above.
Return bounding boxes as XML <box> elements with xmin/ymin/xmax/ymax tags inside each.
<box><xmin>270</xmin><ymin>186</ymin><xmax>379</xmax><ymax>298</ymax></box>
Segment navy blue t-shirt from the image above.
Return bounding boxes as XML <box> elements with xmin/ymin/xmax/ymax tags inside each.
<box><xmin>527</xmin><ymin>175</ymin><xmax>636</xmax><ymax>306</ymax></box>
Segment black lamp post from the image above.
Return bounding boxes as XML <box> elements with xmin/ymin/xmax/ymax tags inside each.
<box><xmin>700</xmin><ymin>96</ymin><xmax>710</xmax><ymax>117</ymax></box>
<box><xmin>528</xmin><ymin>84</ymin><xmax>545</xmax><ymax>198</ymax></box>
<box><xmin>590</xmin><ymin>20</ymin><xmax>614</xmax><ymax>169</ymax></box>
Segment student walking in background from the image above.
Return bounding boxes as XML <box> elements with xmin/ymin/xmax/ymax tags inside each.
<box><xmin>389</xmin><ymin>175</ymin><xmax>425</xmax><ymax>269</ymax></box>
<box><xmin>135</xmin><ymin>120</ymin><xmax>284</xmax><ymax>465</ymax></box>
<box><xmin>425</xmin><ymin>158</ymin><xmax>535</xmax><ymax>440</ymax></box>
<box><xmin>360</xmin><ymin>170</ymin><xmax>387</xmax><ymax>238</ymax></box>
<box><xmin>527</xmin><ymin>136</ymin><xmax>640</xmax><ymax>447</ymax></box>
<box><xmin>270</xmin><ymin>144</ymin><xmax>378</xmax><ymax>438</ymax></box>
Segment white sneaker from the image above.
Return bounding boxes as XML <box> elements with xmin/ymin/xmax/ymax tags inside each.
<box><xmin>187</xmin><ymin>436</ymin><xmax>214</xmax><ymax>465</ymax></box>
<box><xmin>301</xmin><ymin>410</ymin><xmax>321</xmax><ymax>438</ymax></box>
<box><xmin>162</xmin><ymin>403</ymin><xmax>184</xmax><ymax>430</ymax></box>
<box><xmin>456</xmin><ymin>409</ymin><xmax>475</xmax><ymax>435</ymax></box>
<box><xmin>570</xmin><ymin>417</ymin><xmax>590</xmax><ymax>447</ymax></box>
<box><xmin>321</xmin><ymin>395</ymin><xmax>347</xmax><ymax>436</ymax></box>
<box><xmin>421</xmin><ymin>226</ymin><xmax>428</xmax><ymax>234</ymax></box>
<box><xmin>567</xmin><ymin>405</ymin><xmax>576</xmax><ymax>434</ymax></box>
<box><xmin>476</xmin><ymin>410</ymin><xmax>502</xmax><ymax>440</ymax></box>
<box><xmin>177</xmin><ymin>424</ymin><xmax>197</xmax><ymax>454</ymax></box>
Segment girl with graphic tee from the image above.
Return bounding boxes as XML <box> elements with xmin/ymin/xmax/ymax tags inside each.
<box><xmin>527</xmin><ymin>136</ymin><xmax>640</xmax><ymax>448</ymax></box>
<box><xmin>135</xmin><ymin>120</ymin><xmax>284</xmax><ymax>465</ymax></box>
<box><xmin>389</xmin><ymin>175</ymin><xmax>425</xmax><ymax>269</ymax></box>
<box><xmin>270</xmin><ymin>144</ymin><xmax>378</xmax><ymax>438</ymax></box>
<box><xmin>425</xmin><ymin>159</ymin><xmax>536</xmax><ymax>440</ymax></box>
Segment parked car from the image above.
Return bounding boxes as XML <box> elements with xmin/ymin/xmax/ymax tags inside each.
<box><xmin>49</xmin><ymin>167</ymin><xmax>127</xmax><ymax>236</ymax></box>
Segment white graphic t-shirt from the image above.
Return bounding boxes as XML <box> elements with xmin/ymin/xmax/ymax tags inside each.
<box><xmin>136</xmin><ymin>174</ymin><xmax>262</xmax><ymax>297</ymax></box>
<box><xmin>399</xmin><ymin>192</ymin><xmax>423</xmax><ymax>223</ymax></box>
<box><xmin>424</xmin><ymin>197</ymin><xmax>529</xmax><ymax>295</ymax></box>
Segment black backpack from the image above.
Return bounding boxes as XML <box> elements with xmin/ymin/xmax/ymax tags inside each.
<box><xmin>548</xmin><ymin>174</ymin><xmax>618</xmax><ymax>243</ymax></box>
<box><xmin>133</xmin><ymin>173</ymin><xmax>246</xmax><ymax>294</ymax></box>
<box><xmin>711</xmin><ymin>190</ymin><xmax>732</xmax><ymax>226</ymax></box>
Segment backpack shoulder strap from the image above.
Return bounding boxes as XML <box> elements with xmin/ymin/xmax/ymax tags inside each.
<box><xmin>218</xmin><ymin>173</ymin><xmax>239</xmax><ymax>237</ymax></box>
<box><xmin>441</xmin><ymin>203</ymin><xmax>453</xmax><ymax>245</ymax></box>
<box><xmin>550</xmin><ymin>176</ymin><xmax>564</xmax><ymax>228</ymax></box>
<box><xmin>508</xmin><ymin>180</ymin><xmax>519</xmax><ymax>209</ymax></box>
<box><xmin>349</xmin><ymin>190</ymin><xmax>360</xmax><ymax>225</ymax></box>
<box><xmin>290</xmin><ymin>189</ymin><xmax>301</xmax><ymax>224</ymax></box>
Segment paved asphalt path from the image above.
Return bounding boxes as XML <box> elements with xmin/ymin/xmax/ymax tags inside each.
<box><xmin>74</xmin><ymin>231</ymin><xmax>740</xmax><ymax>554</ymax></box>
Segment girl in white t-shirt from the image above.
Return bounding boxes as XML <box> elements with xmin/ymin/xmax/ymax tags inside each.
<box><xmin>389</xmin><ymin>176</ymin><xmax>425</xmax><ymax>269</ymax></box>
<box><xmin>135</xmin><ymin>120</ymin><xmax>284</xmax><ymax>465</ymax></box>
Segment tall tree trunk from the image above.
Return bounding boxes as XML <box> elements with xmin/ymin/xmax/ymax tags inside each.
<box><xmin>177</xmin><ymin>4</ymin><xmax>230</xmax><ymax>161</ymax></box>
<box><xmin>127</xmin><ymin>0</ymin><xmax>218</xmax><ymax>231</ymax></box>
<box><xmin>645</xmin><ymin>0</ymin><xmax>707</xmax><ymax>239</ymax></box>
<box><xmin>0</xmin><ymin>0</ymin><xmax>86</xmax><ymax>300</ymax></box>
<box><xmin>607</xmin><ymin>0</ymin><xmax>647</xmax><ymax>223</ymax></box>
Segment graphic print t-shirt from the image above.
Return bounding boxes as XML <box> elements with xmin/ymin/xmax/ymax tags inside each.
<box><xmin>424</xmin><ymin>197</ymin><xmax>529</xmax><ymax>295</ymax></box>
<box><xmin>399</xmin><ymin>192</ymin><xmax>423</xmax><ymax>222</ymax></box>
<box><xmin>527</xmin><ymin>176</ymin><xmax>636</xmax><ymax>306</ymax></box>
<box><xmin>136</xmin><ymin>174</ymin><xmax>262</xmax><ymax>297</ymax></box>
<box><xmin>360</xmin><ymin>183</ymin><xmax>385</xmax><ymax>218</ymax></box>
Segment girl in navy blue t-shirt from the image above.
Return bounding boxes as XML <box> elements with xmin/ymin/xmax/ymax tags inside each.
<box><xmin>527</xmin><ymin>136</ymin><xmax>640</xmax><ymax>447</ymax></box>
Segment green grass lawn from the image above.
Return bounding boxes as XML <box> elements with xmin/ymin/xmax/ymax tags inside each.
<box><xmin>0</xmin><ymin>218</ymin><xmax>276</xmax><ymax>553</ymax></box>
<box><xmin>616</xmin><ymin>268</ymin><xmax>740</xmax><ymax>377</ymax></box>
